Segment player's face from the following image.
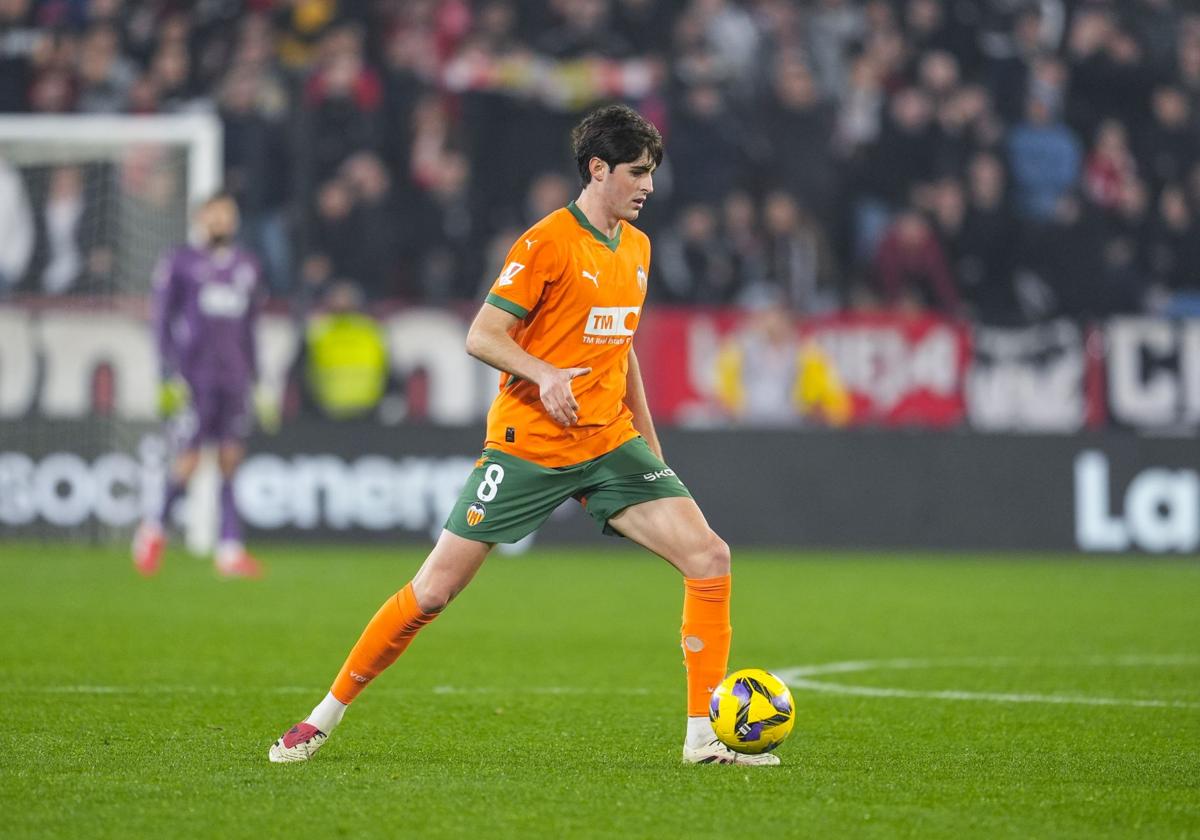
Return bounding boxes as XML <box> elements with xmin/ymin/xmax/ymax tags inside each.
<box><xmin>200</xmin><ymin>198</ymin><xmax>240</xmax><ymax>246</ymax></box>
<box><xmin>601</xmin><ymin>150</ymin><xmax>655</xmax><ymax>222</ymax></box>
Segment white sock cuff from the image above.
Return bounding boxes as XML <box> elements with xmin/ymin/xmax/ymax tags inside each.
<box><xmin>305</xmin><ymin>691</ymin><xmax>348</xmax><ymax>734</ymax></box>
<box><xmin>685</xmin><ymin>715</ymin><xmax>715</xmax><ymax>748</ymax></box>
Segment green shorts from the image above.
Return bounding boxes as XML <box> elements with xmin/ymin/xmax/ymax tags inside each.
<box><xmin>444</xmin><ymin>436</ymin><xmax>692</xmax><ymax>544</ymax></box>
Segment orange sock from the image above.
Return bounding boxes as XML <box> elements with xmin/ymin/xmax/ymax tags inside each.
<box><xmin>330</xmin><ymin>582</ymin><xmax>439</xmax><ymax>704</ymax></box>
<box><xmin>681</xmin><ymin>575</ymin><xmax>732</xmax><ymax>717</ymax></box>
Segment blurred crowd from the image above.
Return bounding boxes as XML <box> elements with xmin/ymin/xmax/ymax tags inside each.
<box><xmin>2</xmin><ymin>0</ymin><xmax>1200</xmax><ymax>323</ymax></box>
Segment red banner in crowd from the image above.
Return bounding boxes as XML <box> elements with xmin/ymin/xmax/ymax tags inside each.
<box><xmin>636</xmin><ymin>308</ymin><xmax>971</xmax><ymax>428</ymax></box>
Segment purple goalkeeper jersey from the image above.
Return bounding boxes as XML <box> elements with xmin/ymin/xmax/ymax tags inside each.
<box><xmin>152</xmin><ymin>244</ymin><xmax>263</xmax><ymax>391</ymax></box>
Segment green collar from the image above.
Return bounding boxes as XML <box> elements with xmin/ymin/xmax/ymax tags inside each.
<box><xmin>567</xmin><ymin>201</ymin><xmax>621</xmax><ymax>252</ymax></box>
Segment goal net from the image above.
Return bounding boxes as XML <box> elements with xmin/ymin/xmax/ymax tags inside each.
<box><xmin>0</xmin><ymin>114</ymin><xmax>222</xmax><ymax>549</ymax></box>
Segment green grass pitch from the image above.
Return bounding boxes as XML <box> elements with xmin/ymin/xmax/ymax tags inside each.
<box><xmin>1</xmin><ymin>543</ymin><xmax>1197</xmax><ymax>839</ymax></box>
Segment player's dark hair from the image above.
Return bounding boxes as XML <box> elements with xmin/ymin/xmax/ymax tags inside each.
<box><xmin>571</xmin><ymin>104</ymin><xmax>663</xmax><ymax>185</ymax></box>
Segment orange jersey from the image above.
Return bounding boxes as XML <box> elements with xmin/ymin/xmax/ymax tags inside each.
<box><xmin>483</xmin><ymin>202</ymin><xmax>651</xmax><ymax>467</ymax></box>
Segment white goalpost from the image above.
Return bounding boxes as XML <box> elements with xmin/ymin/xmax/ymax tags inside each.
<box><xmin>0</xmin><ymin>113</ymin><xmax>224</xmax><ymax>554</ymax></box>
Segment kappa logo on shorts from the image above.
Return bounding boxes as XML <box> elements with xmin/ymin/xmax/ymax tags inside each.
<box><xmin>642</xmin><ymin>468</ymin><xmax>676</xmax><ymax>481</ymax></box>
<box><xmin>466</xmin><ymin>502</ymin><xmax>487</xmax><ymax>527</ymax></box>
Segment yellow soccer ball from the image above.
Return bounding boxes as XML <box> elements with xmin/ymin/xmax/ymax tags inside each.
<box><xmin>709</xmin><ymin>668</ymin><xmax>795</xmax><ymax>754</ymax></box>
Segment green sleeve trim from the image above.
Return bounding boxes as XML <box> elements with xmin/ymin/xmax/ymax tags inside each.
<box><xmin>485</xmin><ymin>293</ymin><xmax>529</xmax><ymax>318</ymax></box>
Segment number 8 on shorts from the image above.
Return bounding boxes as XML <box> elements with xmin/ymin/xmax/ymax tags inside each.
<box><xmin>476</xmin><ymin>464</ymin><xmax>505</xmax><ymax>502</ymax></box>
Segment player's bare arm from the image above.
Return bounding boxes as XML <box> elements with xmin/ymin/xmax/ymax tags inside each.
<box><xmin>624</xmin><ymin>348</ymin><xmax>662</xmax><ymax>459</ymax></box>
<box><xmin>465</xmin><ymin>302</ymin><xmax>591</xmax><ymax>427</ymax></box>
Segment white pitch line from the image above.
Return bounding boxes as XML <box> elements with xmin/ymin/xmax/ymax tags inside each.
<box><xmin>9</xmin><ymin>684</ymin><xmax>657</xmax><ymax>697</ymax></box>
<box><xmin>773</xmin><ymin>656</ymin><xmax>1200</xmax><ymax>710</ymax></box>
<box><xmin>14</xmin><ymin>657</ymin><xmax>1199</xmax><ymax>708</ymax></box>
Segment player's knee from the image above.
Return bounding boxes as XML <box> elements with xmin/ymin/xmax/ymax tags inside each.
<box><xmin>687</xmin><ymin>531</ymin><xmax>730</xmax><ymax>579</ymax></box>
<box><xmin>217</xmin><ymin>448</ymin><xmax>243</xmax><ymax>477</ymax></box>
<box><xmin>412</xmin><ymin>576</ymin><xmax>456</xmax><ymax>613</ymax></box>
<box><xmin>173</xmin><ymin>452</ymin><xmax>200</xmax><ymax>481</ymax></box>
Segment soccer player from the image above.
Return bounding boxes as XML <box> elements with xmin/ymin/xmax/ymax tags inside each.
<box><xmin>132</xmin><ymin>193</ymin><xmax>265</xmax><ymax>579</ymax></box>
<box><xmin>269</xmin><ymin>105</ymin><xmax>777</xmax><ymax>766</ymax></box>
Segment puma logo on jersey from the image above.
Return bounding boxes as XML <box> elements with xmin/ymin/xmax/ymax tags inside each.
<box><xmin>496</xmin><ymin>261</ymin><xmax>525</xmax><ymax>287</ymax></box>
<box><xmin>582</xmin><ymin>270</ymin><xmax>600</xmax><ymax>287</ymax></box>
<box><xmin>583</xmin><ymin>306</ymin><xmax>640</xmax><ymax>342</ymax></box>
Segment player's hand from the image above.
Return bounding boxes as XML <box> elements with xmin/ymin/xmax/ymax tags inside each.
<box><xmin>537</xmin><ymin>366</ymin><xmax>591</xmax><ymax>426</ymax></box>
<box><xmin>157</xmin><ymin>376</ymin><xmax>190</xmax><ymax>418</ymax></box>
<box><xmin>254</xmin><ymin>384</ymin><xmax>281</xmax><ymax>435</ymax></box>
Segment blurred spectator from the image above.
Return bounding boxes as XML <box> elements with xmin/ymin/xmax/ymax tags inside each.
<box><xmin>806</xmin><ymin>0</ymin><xmax>864</xmax><ymax>99</ymax></box>
<box><xmin>863</xmin><ymin>86</ymin><xmax>936</xmax><ymax>207</ymax></box>
<box><xmin>304</xmin><ymin>177</ymin><xmax>357</xmax><ymax>295</ymax></box>
<box><xmin>872</xmin><ymin>208</ymin><xmax>959</xmax><ymax>314</ymax></box>
<box><xmin>1083</xmin><ymin>118</ymin><xmax>1136</xmax><ymax>211</ymax></box>
<box><xmin>75</xmin><ymin>24</ymin><xmax>134</xmax><ymax>112</ymax></box>
<box><xmin>0</xmin><ymin>0</ymin><xmax>38</xmax><ymax>111</ymax></box>
<box><xmin>0</xmin><ymin>158</ymin><xmax>33</xmax><ymax>292</ymax></box>
<box><xmin>1147</xmin><ymin>184</ymin><xmax>1200</xmax><ymax>304</ymax></box>
<box><xmin>613</xmin><ymin>0</ymin><xmax>675</xmax><ymax>55</ymax></box>
<box><xmin>754</xmin><ymin>192</ymin><xmax>839</xmax><ymax>314</ymax></box>
<box><xmin>1105</xmin><ymin>178</ymin><xmax>1152</xmax><ymax>289</ymax></box>
<box><xmin>763</xmin><ymin>55</ymin><xmax>838</xmax><ymax>218</ymax></box>
<box><xmin>1066</xmin><ymin>6</ymin><xmax>1151</xmax><ymax>133</ymax></box>
<box><xmin>304</xmin><ymin>151</ymin><xmax>403</xmax><ymax>302</ymax></box>
<box><xmin>931</xmin><ymin>84</ymin><xmax>1001</xmax><ymax>178</ymax></box>
<box><xmin>689</xmin><ymin>0</ymin><xmax>761</xmax><ymax>95</ymax></box>
<box><xmin>148</xmin><ymin>40</ymin><xmax>202</xmax><ymax>112</ymax></box>
<box><xmin>917</xmin><ymin>49</ymin><xmax>959</xmax><ymax>106</ymax></box>
<box><xmin>851</xmin><ymin>85</ymin><xmax>935</xmax><ymax>262</ymax></box>
<box><xmin>220</xmin><ymin>65</ymin><xmax>293</xmax><ymax>293</ymax></box>
<box><xmin>379</xmin><ymin>21</ymin><xmax>433</xmax><ymax>195</ymax></box>
<box><xmin>409</xmin><ymin>150</ymin><xmax>479</xmax><ymax>301</ymax></box>
<box><xmin>721</xmin><ymin>190</ymin><xmax>765</xmax><ymax>292</ymax></box>
<box><xmin>1007</xmin><ymin>94</ymin><xmax>1081</xmax><ymax>222</ymax></box>
<box><xmin>714</xmin><ymin>306</ymin><xmax>803</xmax><ymax>427</ymax></box>
<box><xmin>904</xmin><ymin>0</ymin><xmax>962</xmax><ymax>58</ymax></box>
<box><xmin>341</xmin><ymin>151</ymin><xmax>402</xmax><ymax>299</ymax></box>
<box><xmin>303</xmin><ymin>24</ymin><xmax>383</xmax><ymax>182</ymax></box>
<box><xmin>957</xmin><ymin>152</ymin><xmax>1018</xmax><ymax>323</ymax></box>
<box><xmin>982</xmin><ymin>5</ymin><xmax>1047</xmax><ymax>124</ymax></box>
<box><xmin>1024</xmin><ymin>194</ymin><xmax>1110</xmax><ymax>318</ymax></box>
<box><xmin>1131</xmin><ymin>0</ymin><xmax>1178</xmax><ymax>77</ymax></box>
<box><xmin>1177</xmin><ymin>23</ymin><xmax>1200</xmax><ymax>103</ymax></box>
<box><xmin>834</xmin><ymin>51</ymin><xmax>884</xmax><ymax>155</ymax></box>
<box><xmin>714</xmin><ymin>305</ymin><xmax>850</xmax><ymax>427</ymax></box>
<box><xmin>668</xmin><ymin>83</ymin><xmax>745</xmax><ymax>207</ymax></box>
<box><xmin>1138</xmin><ymin>86</ymin><xmax>1197</xmax><ymax>194</ymax></box>
<box><xmin>657</xmin><ymin>203</ymin><xmax>736</xmax><ymax>304</ymax></box>
<box><xmin>277</xmin><ymin>0</ymin><xmax>342</xmax><ymax>70</ymax></box>
<box><xmin>538</xmin><ymin>0</ymin><xmax>632</xmax><ymax>58</ymax></box>
<box><xmin>300</xmin><ymin>280</ymin><xmax>390</xmax><ymax>420</ymax></box>
<box><xmin>0</xmin><ymin>0</ymin><xmax>1197</xmax><ymax>321</ymax></box>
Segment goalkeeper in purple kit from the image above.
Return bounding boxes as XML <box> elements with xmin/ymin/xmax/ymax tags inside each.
<box><xmin>133</xmin><ymin>193</ymin><xmax>268</xmax><ymax>579</ymax></box>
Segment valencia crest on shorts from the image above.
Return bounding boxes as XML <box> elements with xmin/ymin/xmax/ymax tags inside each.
<box><xmin>465</xmin><ymin>502</ymin><xmax>487</xmax><ymax>527</ymax></box>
